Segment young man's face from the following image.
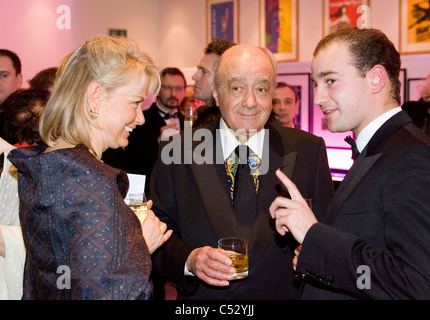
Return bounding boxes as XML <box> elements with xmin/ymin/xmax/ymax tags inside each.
<box><xmin>311</xmin><ymin>42</ymin><xmax>372</xmax><ymax>137</ymax></box>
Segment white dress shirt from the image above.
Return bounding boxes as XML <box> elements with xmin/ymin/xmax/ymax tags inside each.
<box><xmin>219</xmin><ymin>118</ymin><xmax>265</xmax><ymax>160</ymax></box>
<box><xmin>184</xmin><ymin>118</ymin><xmax>266</xmax><ymax>276</ymax></box>
<box><xmin>355</xmin><ymin>107</ymin><xmax>402</xmax><ymax>153</ymax></box>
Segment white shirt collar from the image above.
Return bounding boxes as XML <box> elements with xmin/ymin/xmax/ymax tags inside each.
<box><xmin>355</xmin><ymin>107</ymin><xmax>402</xmax><ymax>152</ymax></box>
<box><xmin>219</xmin><ymin>118</ymin><xmax>265</xmax><ymax>160</ymax></box>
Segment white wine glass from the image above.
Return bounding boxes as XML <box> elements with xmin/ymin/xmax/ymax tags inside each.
<box><xmin>128</xmin><ymin>192</ymin><xmax>148</xmax><ymax>223</ymax></box>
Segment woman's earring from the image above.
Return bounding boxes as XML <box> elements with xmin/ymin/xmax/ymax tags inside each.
<box><xmin>89</xmin><ymin>109</ymin><xmax>98</xmax><ymax>120</ymax></box>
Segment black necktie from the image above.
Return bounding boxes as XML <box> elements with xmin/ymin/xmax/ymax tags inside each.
<box><xmin>345</xmin><ymin>136</ymin><xmax>360</xmax><ymax>161</ymax></box>
<box><xmin>232</xmin><ymin>145</ymin><xmax>257</xmax><ymax>238</ymax></box>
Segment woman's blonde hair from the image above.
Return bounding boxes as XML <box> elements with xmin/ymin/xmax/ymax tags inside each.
<box><xmin>40</xmin><ymin>35</ymin><xmax>160</xmax><ymax>148</ymax></box>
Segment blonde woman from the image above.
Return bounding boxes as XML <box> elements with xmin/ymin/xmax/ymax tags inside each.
<box><xmin>8</xmin><ymin>36</ymin><xmax>172</xmax><ymax>300</ymax></box>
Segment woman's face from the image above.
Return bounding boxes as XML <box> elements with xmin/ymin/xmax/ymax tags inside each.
<box><xmin>94</xmin><ymin>82</ymin><xmax>146</xmax><ymax>155</ymax></box>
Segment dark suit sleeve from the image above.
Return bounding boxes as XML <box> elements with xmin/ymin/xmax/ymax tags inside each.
<box><xmin>297</xmin><ymin>145</ymin><xmax>430</xmax><ymax>299</ymax></box>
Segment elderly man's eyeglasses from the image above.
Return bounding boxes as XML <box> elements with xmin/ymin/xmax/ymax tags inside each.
<box><xmin>161</xmin><ymin>85</ymin><xmax>186</xmax><ymax>92</ymax></box>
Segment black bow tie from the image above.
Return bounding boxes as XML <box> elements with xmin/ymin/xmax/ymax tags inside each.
<box><xmin>159</xmin><ymin>110</ymin><xmax>178</xmax><ymax>120</ymax></box>
<box><xmin>345</xmin><ymin>136</ymin><xmax>360</xmax><ymax>160</ymax></box>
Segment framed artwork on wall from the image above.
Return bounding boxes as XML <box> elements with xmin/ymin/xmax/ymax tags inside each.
<box><xmin>276</xmin><ymin>73</ymin><xmax>311</xmax><ymax>132</ymax></box>
<box><xmin>206</xmin><ymin>0</ymin><xmax>239</xmax><ymax>43</ymax></box>
<box><xmin>323</xmin><ymin>0</ymin><xmax>370</xmax><ymax>36</ymax></box>
<box><xmin>408</xmin><ymin>77</ymin><xmax>426</xmax><ymax>101</ymax></box>
<box><xmin>109</xmin><ymin>29</ymin><xmax>127</xmax><ymax>37</ymax></box>
<box><xmin>400</xmin><ymin>0</ymin><xmax>430</xmax><ymax>54</ymax></box>
<box><xmin>259</xmin><ymin>0</ymin><xmax>298</xmax><ymax>61</ymax></box>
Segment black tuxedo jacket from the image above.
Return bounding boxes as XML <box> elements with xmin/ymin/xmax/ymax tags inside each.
<box><xmin>125</xmin><ymin>103</ymin><xmax>184</xmax><ymax>190</ymax></box>
<box><xmin>150</xmin><ymin>119</ymin><xmax>334</xmax><ymax>299</ymax></box>
<box><xmin>297</xmin><ymin>111</ymin><xmax>430</xmax><ymax>299</ymax></box>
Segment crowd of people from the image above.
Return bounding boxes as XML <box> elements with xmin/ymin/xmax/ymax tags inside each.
<box><xmin>1</xmin><ymin>27</ymin><xmax>430</xmax><ymax>300</ymax></box>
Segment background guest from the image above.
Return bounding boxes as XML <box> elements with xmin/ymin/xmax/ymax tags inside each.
<box><xmin>28</xmin><ymin>67</ymin><xmax>58</xmax><ymax>93</ymax></box>
<box><xmin>402</xmin><ymin>73</ymin><xmax>430</xmax><ymax>137</ymax></box>
<box><xmin>269</xmin><ymin>82</ymin><xmax>299</xmax><ymax>128</ymax></box>
<box><xmin>0</xmin><ymin>49</ymin><xmax>22</xmax><ymax>105</ymax></box>
<box><xmin>0</xmin><ymin>88</ymin><xmax>50</xmax><ymax>147</ymax></box>
<box><xmin>0</xmin><ymin>137</ymin><xmax>22</xmax><ymax>300</ymax></box>
<box><xmin>192</xmin><ymin>38</ymin><xmax>235</xmax><ymax>127</ymax></box>
<box><xmin>125</xmin><ymin>67</ymin><xmax>187</xmax><ymax>190</ymax></box>
<box><xmin>0</xmin><ymin>88</ymin><xmax>51</xmax><ymax>300</ymax></box>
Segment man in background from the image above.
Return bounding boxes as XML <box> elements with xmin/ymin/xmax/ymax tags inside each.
<box><xmin>269</xmin><ymin>82</ymin><xmax>299</xmax><ymax>128</ymax></box>
<box><xmin>0</xmin><ymin>49</ymin><xmax>22</xmax><ymax>105</ymax></box>
<box><xmin>192</xmin><ymin>38</ymin><xmax>235</xmax><ymax>127</ymax></box>
<box><xmin>125</xmin><ymin>67</ymin><xmax>187</xmax><ymax>190</ymax></box>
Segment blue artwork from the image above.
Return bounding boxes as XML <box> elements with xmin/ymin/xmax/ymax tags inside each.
<box><xmin>211</xmin><ymin>1</ymin><xmax>234</xmax><ymax>41</ymax></box>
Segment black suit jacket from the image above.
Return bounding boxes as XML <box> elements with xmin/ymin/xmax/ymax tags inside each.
<box><xmin>150</xmin><ymin>119</ymin><xmax>334</xmax><ymax>300</ymax></box>
<box><xmin>125</xmin><ymin>103</ymin><xmax>184</xmax><ymax>190</ymax></box>
<box><xmin>297</xmin><ymin>111</ymin><xmax>430</xmax><ymax>299</ymax></box>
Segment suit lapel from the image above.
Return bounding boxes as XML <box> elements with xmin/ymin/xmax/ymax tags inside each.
<box><xmin>324</xmin><ymin>111</ymin><xmax>411</xmax><ymax>225</ymax></box>
<box><xmin>248</xmin><ymin>125</ymin><xmax>297</xmax><ymax>272</ymax></box>
<box><xmin>189</xmin><ymin>120</ymin><xmax>237</xmax><ymax>239</ymax></box>
<box><xmin>189</xmin><ymin>122</ymin><xmax>299</xmax><ymax>273</ymax></box>
<box><xmin>323</xmin><ymin>150</ymin><xmax>381</xmax><ymax>225</ymax></box>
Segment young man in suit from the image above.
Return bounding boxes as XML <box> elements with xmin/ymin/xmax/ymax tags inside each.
<box><xmin>150</xmin><ymin>44</ymin><xmax>334</xmax><ymax>299</ymax></box>
<box><xmin>270</xmin><ymin>27</ymin><xmax>430</xmax><ymax>299</ymax></box>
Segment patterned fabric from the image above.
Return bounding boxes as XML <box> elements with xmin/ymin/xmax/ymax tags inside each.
<box><xmin>8</xmin><ymin>144</ymin><xmax>152</xmax><ymax>300</ymax></box>
<box><xmin>224</xmin><ymin>146</ymin><xmax>261</xmax><ymax>202</ymax></box>
<box><xmin>224</xmin><ymin>151</ymin><xmax>239</xmax><ymax>202</ymax></box>
<box><xmin>248</xmin><ymin>150</ymin><xmax>261</xmax><ymax>192</ymax></box>
<box><xmin>0</xmin><ymin>152</ymin><xmax>25</xmax><ymax>300</ymax></box>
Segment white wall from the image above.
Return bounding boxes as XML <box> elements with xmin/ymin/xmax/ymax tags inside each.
<box><xmin>0</xmin><ymin>0</ymin><xmax>160</xmax><ymax>84</ymax></box>
<box><xmin>2</xmin><ymin>0</ymin><xmax>429</xmax><ymax>82</ymax></box>
<box><xmin>1</xmin><ymin>0</ymin><xmax>429</xmax><ymax>171</ymax></box>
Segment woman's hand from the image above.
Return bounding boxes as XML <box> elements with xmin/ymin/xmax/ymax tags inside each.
<box><xmin>140</xmin><ymin>200</ymin><xmax>173</xmax><ymax>254</ymax></box>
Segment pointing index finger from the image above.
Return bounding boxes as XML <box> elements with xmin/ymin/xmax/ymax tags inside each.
<box><xmin>276</xmin><ymin>169</ymin><xmax>304</xmax><ymax>201</ymax></box>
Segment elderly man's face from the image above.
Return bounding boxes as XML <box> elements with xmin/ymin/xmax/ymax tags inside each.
<box><xmin>213</xmin><ymin>45</ymin><xmax>275</xmax><ymax>137</ymax></box>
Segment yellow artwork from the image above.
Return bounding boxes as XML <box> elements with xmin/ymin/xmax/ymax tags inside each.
<box><xmin>278</xmin><ymin>0</ymin><xmax>292</xmax><ymax>54</ymax></box>
<box><xmin>407</xmin><ymin>0</ymin><xmax>430</xmax><ymax>44</ymax></box>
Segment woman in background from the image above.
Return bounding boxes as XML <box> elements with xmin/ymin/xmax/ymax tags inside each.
<box><xmin>0</xmin><ymin>88</ymin><xmax>50</xmax><ymax>300</ymax></box>
<box><xmin>8</xmin><ymin>36</ymin><xmax>172</xmax><ymax>300</ymax></box>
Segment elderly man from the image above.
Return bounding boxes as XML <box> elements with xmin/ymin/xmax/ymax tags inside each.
<box><xmin>150</xmin><ymin>44</ymin><xmax>334</xmax><ymax>299</ymax></box>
